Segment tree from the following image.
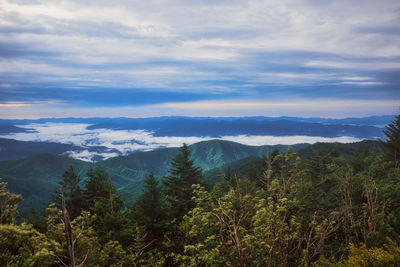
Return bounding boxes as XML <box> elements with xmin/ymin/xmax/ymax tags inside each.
<box><xmin>0</xmin><ymin>179</ymin><xmax>22</xmax><ymax>224</ymax></box>
<box><xmin>82</xmin><ymin>167</ymin><xmax>126</xmax><ymax>246</ymax></box>
<box><xmin>58</xmin><ymin>166</ymin><xmax>84</xmax><ymax>219</ymax></box>
<box><xmin>382</xmin><ymin>115</ymin><xmax>400</xmax><ymax>168</ymax></box>
<box><xmin>181</xmin><ymin>183</ymin><xmax>258</xmax><ymax>266</ymax></box>
<box><xmin>0</xmin><ymin>223</ymin><xmax>61</xmax><ymax>266</ymax></box>
<box><xmin>163</xmin><ymin>143</ymin><xmax>203</xmax><ymax>220</ymax></box>
<box><xmin>162</xmin><ymin>144</ymin><xmax>203</xmax><ymax>259</ymax></box>
<box><xmin>83</xmin><ymin>167</ymin><xmax>111</xmax><ymax>206</ymax></box>
<box><xmin>132</xmin><ymin>172</ymin><xmax>165</xmax><ymax>249</ymax></box>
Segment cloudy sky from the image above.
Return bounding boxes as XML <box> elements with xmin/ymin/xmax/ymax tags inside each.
<box><xmin>0</xmin><ymin>0</ymin><xmax>399</xmax><ymax>118</ymax></box>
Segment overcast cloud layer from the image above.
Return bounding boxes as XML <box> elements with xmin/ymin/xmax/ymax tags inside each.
<box><xmin>0</xmin><ymin>123</ymin><xmax>362</xmax><ymax>161</ymax></box>
<box><xmin>0</xmin><ymin>0</ymin><xmax>399</xmax><ymax>118</ymax></box>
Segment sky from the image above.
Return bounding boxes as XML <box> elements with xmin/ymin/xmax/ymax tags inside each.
<box><xmin>0</xmin><ymin>0</ymin><xmax>399</xmax><ymax>118</ymax></box>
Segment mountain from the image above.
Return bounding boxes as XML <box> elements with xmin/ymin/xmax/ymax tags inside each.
<box><xmin>0</xmin><ymin>138</ymin><xmax>120</xmax><ymax>161</ymax></box>
<box><xmin>0</xmin><ymin>140</ymin><xmax>308</xmax><ymax>214</ymax></box>
<box><xmin>1</xmin><ymin>116</ymin><xmax>390</xmax><ymax>139</ymax></box>
<box><xmin>1</xmin><ymin>115</ymin><xmax>393</xmax><ymax>127</ymax></box>
<box><xmin>202</xmin><ymin>140</ymin><xmax>386</xmax><ymax>187</ymax></box>
<box><xmin>0</xmin><ymin>116</ymin><xmax>391</xmax><ymax>164</ymax></box>
<box><xmin>87</xmin><ymin>118</ymin><xmax>384</xmax><ymax>138</ymax></box>
<box><xmin>0</xmin><ymin>154</ymin><xmax>93</xmax><ymax>214</ymax></box>
<box><xmin>0</xmin><ymin>139</ymin><xmax>386</xmax><ymax>216</ymax></box>
<box><xmin>297</xmin><ymin>140</ymin><xmax>386</xmax><ymax>159</ymax></box>
<box><xmin>0</xmin><ymin>122</ymin><xmax>32</xmax><ymax>134</ymax></box>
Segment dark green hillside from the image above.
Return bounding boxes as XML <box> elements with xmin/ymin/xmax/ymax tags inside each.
<box><xmin>100</xmin><ymin>140</ymin><xmax>289</xmax><ymax>205</ymax></box>
<box><xmin>202</xmin><ymin>140</ymin><xmax>386</xmax><ymax>188</ymax></box>
<box><xmin>103</xmin><ymin>140</ymin><xmax>309</xmax><ymax>205</ymax></box>
<box><xmin>298</xmin><ymin>140</ymin><xmax>385</xmax><ymax>159</ymax></box>
<box><xmin>101</xmin><ymin>147</ymin><xmax>179</xmax><ymax>177</ymax></box>
<box><xmin>189</xmin><ymin>140</ymin><xmax>264</xmax><ymax>169</ymax></box>
<box><xmin>0</xmin><ymin>138</ymin><xmax>78</xmax><ymax>161</ymax></box>
<box><xmin>0</xmin><ymin>154</ymin><xmax>93</xmax><ymax>213</ymax></box>
<box><xmin>0</xmin><ymin>140</ymin><xmax>303</xmax><ymax>214</ymax></box>
<box><xmin>202</xmin><ymin>156</ymin><xmax>264</xmax><ymax>186</ymax></box>
<box><xmin>189</xmin><ymin>139</ymin><xmax>308</xmax><ymax>170</ymax></box>
<box><xmin>0</xmin><ymin>139</ymin><xmax>384</xmax><ymax>216</ymax></box>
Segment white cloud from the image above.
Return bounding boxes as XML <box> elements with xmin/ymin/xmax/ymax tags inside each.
<box><xmin>1</xmin><ymin>0</ymin><xmax>400</xmax><ymax>93</ymax></box>
<box><xmin>306</xmin><ymin>60</ymin><xmax>400</xmax><ymax>70</ymax></box>
<box><xmin>1</xmin><ymin>97</ymin><xmax>398</xmax><ymax>119</ymax></box>
<box><xmin>0</xmin><ymin>122</ymin><xmax>363</xmax><ymax>161</ymax></box>
<box><xmin>63</xmin><ymin>150</ymin><xmax>120</xmax><ymax>162</ymax></box>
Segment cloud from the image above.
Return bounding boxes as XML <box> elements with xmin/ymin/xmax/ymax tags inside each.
<box><xmin>0</xmin><ymin>97</ymin><xmax>398</xmax><ymax>119</ymax></box>
<box><xmin>0</xmin><ymin>101</ymin><xmax>31</xmax><ymax>107</ymax></box>
<box><xmin>0</xmin><ymin>0</ymin><xmax>399</xmax><ymax>117</ymax></box>
<box><xmin>63</xmin><ymin>150</ymin><xmax>120</xmax><ymax>162</ymax></box>
<box><xmin>0</xmin><ymin>122</ymin><xmax>364</xmax><ymax>161</ymax></box>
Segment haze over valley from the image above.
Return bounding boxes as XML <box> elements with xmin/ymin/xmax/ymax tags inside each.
<box><xmin>0</xmin><ymin>115</ymin><xmax>391</xmax><ymax>161</ymax></box>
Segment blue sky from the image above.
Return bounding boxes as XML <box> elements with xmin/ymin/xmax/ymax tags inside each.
<box><xmin>0</xmin><ymin>0</ymin><xmax>399</xmax><ymax>118</ymax></box>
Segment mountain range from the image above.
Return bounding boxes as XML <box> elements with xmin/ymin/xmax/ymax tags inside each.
<box><xmin>0</xmin><ymin>139</ymin><xmax>384</xmax><ymax>216</ymax></box>
<box><xmin>0</xmin><ymin>115</ymin><xmax>392</xmax><ymax>162</ymax></box>
<box><xmin>0</xmin><ymin>115</ymin><xmax>391</xmax><ymax>138</ymax></box>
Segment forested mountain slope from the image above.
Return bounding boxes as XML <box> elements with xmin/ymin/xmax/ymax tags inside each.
<box><xmin>0</xmin><ymin>139</ymin><xmax>384</xmax><ymax>215</ymax></box>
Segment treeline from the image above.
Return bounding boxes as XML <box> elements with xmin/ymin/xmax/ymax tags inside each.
<box><xmin>1</xmin><ymin>116</ymin><xmax>400</xmax><ymax>266</ymax></box>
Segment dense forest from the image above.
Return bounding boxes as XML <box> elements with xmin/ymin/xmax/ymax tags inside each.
<box><xmin>1</xmin><ymin>115</ymin><xmax>400</xmax><ymax>266</ymax></box>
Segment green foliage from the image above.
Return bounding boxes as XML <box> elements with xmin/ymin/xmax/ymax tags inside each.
<box><xmin>0</xmin><ymin>179</ymin><xmax>22</xmax><ymax>224</ymax></box>
<box><xmin>0</xmin><ymin>223</ymin><xmax>61</xmax><ymax>266</ymax></box>
<box><xmin>341</xmin><ymin>240</ymin><xmax>400</xmax><ymax>267</ymax></box>
<box><xmin>1</xmin><ymin>139</ymin><xmax>400</xmax><ymax>266</ymax></box>
<box><xmin>0</xmin><ymin>140</ymin><xmax>311</xmax><ymax>215</ymax></box>
<box><xmin>57</xmin><ymin>165</ymin><xmax>84</xmax><ymax>219</ymax></box>
<box><xmin>131</xmin><ymin>172</ymin><xmax>165</xmax><ymax>250</ymax></box>
<box><xmin>382</xmin><ymin>114</ymin><xmax>400</xmax><ymax>168</ymax></box>
<box><xmin>81</xmin><ymin>167</ymin><xmax>130</xmax><ymax>246</ymax></box>
<box><xmin>181</xmin><ymin>181</ymin><xmax>259</xmax><ymax>266</ymax></box>
<box><xmin>163</xmin><ymin>143</ymin><xmax>203</xmax><ymax>221</ymax></box>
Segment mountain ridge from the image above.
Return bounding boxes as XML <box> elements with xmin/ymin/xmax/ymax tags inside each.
<box><xmin>0</xmin><ymin>139</ymin><xmax>385</xmax><ymax>216</ymax></box>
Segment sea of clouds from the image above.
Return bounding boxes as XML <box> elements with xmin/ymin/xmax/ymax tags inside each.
<box><xmin>0</xmin><ymin>123</ymin><xmax>363</xmax><ymax>162</ymax></box>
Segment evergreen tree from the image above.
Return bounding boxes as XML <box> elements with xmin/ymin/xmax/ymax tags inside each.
<box><xmin>382</xmin><ymin>114</ymin><xmax>400</xmax><ymax>168</ymax></box>
<box><xmin>132</xmin><ymin>172</ymin><xmax>165</xmax><ymax>249</ymax></box>
<box><xmin>82</xmin><ymin>167</ymin><xmax>126</xmax><ymax>245</ymax></box>
<box><xmin>59</xmin><ymin>165</ymin><xmax>84</xmax><ymax>219</ymax></box>
<box><xmin>83</xmin><ymin>167</ymin><xmax>110</xmax><ymax>205</ymax></box>
<box><xmin>163</xmin><ymin>143</ymin><xmax>203</xmax><ymax>221</ymax></box>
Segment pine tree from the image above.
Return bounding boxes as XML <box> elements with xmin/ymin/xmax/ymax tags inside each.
<box><xmin>82</xmin><ymin>167</ymin><xmax>126</xmax><ymax>245</ymax></box>
<box><xmin>132</xmin><ymin>172</ymin><xmax>165</xmax><ymax>249</ymax></box>
<box><xmin>83</xmin><ymin>167</ymin><xmax>110</xmax><ymax>204</ymax></box>
<box><xmin>163</xmin><ymin>143</ymin><xmax>203</xmax><ymax>221</ymax></box>
<box><xmin>59</xmin><ymin>165</ymin><xmax>83</xmax><ymax>219</ymax></box>
<box><xmin>382</xmin><ymin>114</ymin><xmax>400</xmax><ymax>168</ymax></box>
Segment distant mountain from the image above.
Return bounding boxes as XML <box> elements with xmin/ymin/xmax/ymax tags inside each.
<box><xmin>0</xmin><ymin>122</ymin><xmax>32</xmax><ymax>134</ymax></box>
<box><xmin>0</xmin><ymin>116</ymin><xmax>390</xmax><ymax>163</ymax></box>
<box><xmin>253</xmin><ymin>115</ymin><xmax>394</xmax><ymax>126</ymax></box>
<box><xmin>1</xmin><ymin>115</ymin><xmax>394</xmax><ymax>127</ymax></box>
<box><xmin>86</xmin><ymin>118</ymin><xmax>385</xmax><ymax>138</ymax></box>
<box><xmin>1</xmin><ymin>115</ymin><xmax>391</xmax><ymax>138</ymax></box>
<box><xmin>0</xmin><ymin>138</ymin><xmax>120</xmax><ymax>161</ymax></box>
